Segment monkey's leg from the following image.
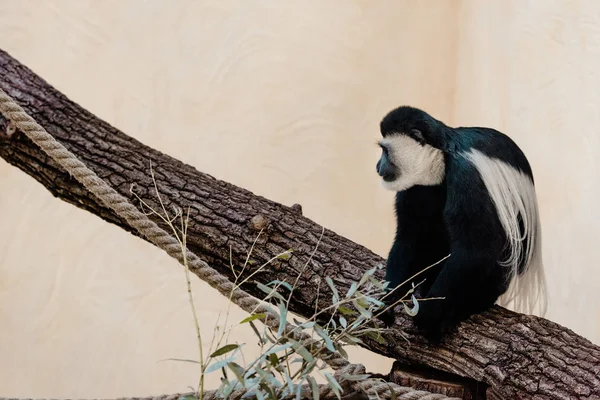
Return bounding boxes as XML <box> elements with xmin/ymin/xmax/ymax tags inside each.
<box><xmin>412</xmin><ymin>249</ymin><xmax>504</xmax><ymax>342</ymax></box>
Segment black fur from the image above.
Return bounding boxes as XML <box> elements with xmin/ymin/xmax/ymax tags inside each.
<box><xmin>377</xmin><ymin>106</ymin><xmax>536</xmax><ymax>342</ymax></box>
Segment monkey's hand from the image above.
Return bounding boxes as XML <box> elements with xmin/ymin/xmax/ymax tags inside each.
<box><xmin>377</xmin><ymin>306</ymin><xmax>397</xmax><ymax>328</ymax></box>
<box><xmin>411</xmin><ymin>297</ymin><xmax>461</xmax><ymax>344</ymax></box>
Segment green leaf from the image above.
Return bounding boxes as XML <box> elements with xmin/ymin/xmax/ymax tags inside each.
<box><xmin>366</xmin><ymin>331</ymin><xmax>387</xmax><ymax>345</ymax></box>
<box><xmin>322</xmin><ymin>371</ymin><xmax>342</xmax><ymax>400</ymax></box>
<box><xmin>307</xmin><ymin>376</ymin><xmax>320</xmax><ymax>400</ymax></box>
<box><xmin>293</xmin><ymin>319</ymin><xmax>316</xmax><ymax>330</ymax></box>
<box><xmin>256</xmin><ymin>282</ymin><xmax>286</xmax><ymax>302</ymax></box>
<box><xmin>284</xmin><ymin>370</ymin><xmax>295</xmax><ymax>388</ymax></box>
<box><xmin>336</xmin><ymin>344</ymin><xmax>348</xmax><ymax>360</ymax></box>
<box><xmin>240</xmin><ymin>313</ymin><xmax>266</xmax><ymax>324</ymax></box>
<box><xmin>303</xmin><ymin>359</ymin><xmax>318</xmax><ymax>376</ymax></box>
<box><xmin>352</xmin><ymin>300</ymin><xmax>372</xmax><ymax>319</ymax></box>
<box><xmin>365</xmin><ymin>296</ymin><xmax>384</xmax><ymax>308</ymax></box>
<box><xmin>266</xmin><ymin>384</ymin><xmax>279</xmax><ymax>399</ymax></box>
<box><xmin>346</xmin><ymin>282</ymin><xmax>358</xmax><ymax>298</ymax></box>
<box><xmin>277</xmin><ymin>301</ymin><xmax>288</xmax><ymax>337</ymax></box>
<box><xmin>204</xmin><ymin>357</ymin><xmax>235</xmax><ymax>374</ymax></box>
<box><xmin>276</xmin><ymin>249</ymin><xmax>293</xmax><ymax>261</ymax></box>
<box><xmin>337</xmin><ymin>306</ymin><xmax>356</xmax><ymax>316</ymax></box>
<box><xmin>325</xmin><ymin>277</ymin><xmax>340</xmax><ymax>304</ymax></box>
<box><xmin>255</xmin><ymin>366</ymin><xmax>279</xmax><ymax>387</ymax></box>
<box><xmin>358</xmin><ymin>266</ymin><xmax>377</xmax><ymax>287</ymax></box>
<box><xmin>403</xmin><ymin>294</ymin><xmax>420</xmax><ymax>317</ymax></box>
<box><xmin>269</xmin><ymin>353</ymin><xmax>279</xmax><ymax>367</ymax></box>
<box><xmin>339</xmin><ymin>316</ymin><xmax>347</xmax><ymax>329</ymax></box>
<box><xmin>340</xmin><ymin>333</ymin><xmax>364</xmax><ymax>345</ymax></box>
<box><xmin>288</xmin><ymin>339</ymin><xmax>314</xmax><ymax>363</ymax></box>
<box><xmin>368</xmin><ymin>276</ymin><xmax>385</xmax><ymax>289</ymax></box>
<box><xmin>254</xmin><ymin>365</ymin><xmax>270</xmax><ymax>379</ymax></box>
<box><xmin>266</xmin><ymin>342</ymin><xmax>294</xmax><ymax>355</ymax></box>
<box><xmin>248</xmin><ymin>320</ymin><xmax>267</xmax><ymax>345</ymax></box>
<box><xmin>355</xmin><ymin>294</ymin><xmax>369</xmax><ymax>309</ymax></box>
<box><xmin>313</xmin><ymin>324</ymin><xmax>335</xmax><ymax>353</ymax></box>
<box><xmin>268</xmin><ymin>280</ymin><xmax>293</xmax><ymax>292</ymax></box>
<box><xmin>159</xmin><ymin>358</ymin><xmax>200</xmax><ymax>364</ymax></box>
<box><xmin>217</xmin><ymin>376</ymin><xmax>233</xmax><ymax>398</ymax></box>
<box><xmin>341</xmin><ymin>373</ymin><xmax>371</xmax><ymax>381</ymax></box>
<box><xmin>263</xmin><ymin>327</ymin><xmax>278</xmax><ymax>344</ymax></box>
<box><xmin>227</xmin><ymin>362</ymin><xmax>246</xmax><ymax>386</ymax></box>
<box><xmin>210</xmin><ymin>344</ymin><xmax>239</xmax><ymax>358</ymax></box>
<box><xmin>350</xmin><ymin>314</ymin><xmax>367</xmax><ymax>330</ymax></box>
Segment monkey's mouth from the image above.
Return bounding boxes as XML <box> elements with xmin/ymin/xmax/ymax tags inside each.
<box><xmin>376</xmin><ymin>160</ymin><xmax>398</xmax><ymax>182</ymax></box>
<box><xmin>382</xmin><ymin>173</ymin><xmax>397</xmax><ymax>182</ymax></box>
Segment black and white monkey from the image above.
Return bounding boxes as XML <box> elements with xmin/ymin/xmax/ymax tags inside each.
<box><xmin>375</xmin><ymin>106</ymin><xmax>547</xmax><ymax>342</ymax></box>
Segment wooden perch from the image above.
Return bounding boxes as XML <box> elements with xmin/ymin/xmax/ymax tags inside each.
<box><xmin>1</xmin><ymin>48</ymin><xmax>599</xmax><ymax>400</ymax></box>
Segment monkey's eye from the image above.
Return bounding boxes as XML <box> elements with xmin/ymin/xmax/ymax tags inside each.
<box><xmin>378</xmin><ymin>142</ymin><xmax>389</xmax><ymax>153</ymax></box>
<box><xmin>410</xmin><ymin>129</ymin><xmax>426</xmax><ymax>144</ymax></box>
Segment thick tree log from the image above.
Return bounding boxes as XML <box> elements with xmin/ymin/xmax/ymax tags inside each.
<box><xmin>1</xmin><ymin>49</ymin><xmax>599</xmax><ymax>400</ymax></box>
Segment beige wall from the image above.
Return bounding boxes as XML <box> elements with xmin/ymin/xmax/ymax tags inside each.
<box><xmin>0</xmin><ymin>0</ymin><xmax>598</xmax><ymax>397</ymax></box>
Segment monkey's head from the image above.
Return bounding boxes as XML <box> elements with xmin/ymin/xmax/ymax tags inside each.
<box><xmin>376</xmin><ymin>106</ymin><xmax>447</xmax><ymax>192</ymax></box>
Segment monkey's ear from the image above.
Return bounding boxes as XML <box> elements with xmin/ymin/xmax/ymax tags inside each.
<box><xmin>410</xmin><ymin>129</ymin><xmax>426</xmax><ymax>145</ymax></box>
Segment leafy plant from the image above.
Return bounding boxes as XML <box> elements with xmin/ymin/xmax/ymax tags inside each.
<box><xmin>133</xmin><ymin>165</ymin><xmax>445</xmax><ymax>399</ymax></box>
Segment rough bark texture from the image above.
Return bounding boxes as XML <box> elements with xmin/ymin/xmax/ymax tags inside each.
<box><xmin>387</xmin><ymin>362</ymin><xmax>489</xmax><ymax>400</ymax></box>
<box><xmin>1</xmin><ymin>49</ymin><xmax>599</xmax><ymax>400</ymax></box>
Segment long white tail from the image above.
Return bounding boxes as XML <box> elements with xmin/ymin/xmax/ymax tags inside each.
<box><xmin>463</xmin><ymin>148</ymin><xmax>548</xmax><ymax>316</ymax></box>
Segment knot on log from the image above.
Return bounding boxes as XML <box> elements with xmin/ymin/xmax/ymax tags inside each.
<box><xmin>1</xmin><ymin>119</ymin><xmax>16</xmax><ymax>138</ymax></box>
<box><xmin>291</xmin><ymin>203</ymin><xmax>303</xmax><ymax>215</ymax></box>
<box><xmin>250</xmin><ymin>214</ymin><xmax>269</xmax><ymax>230</ymax></box>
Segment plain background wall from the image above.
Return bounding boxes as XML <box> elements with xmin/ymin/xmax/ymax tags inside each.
<box><xmin>0</xmin><ymin>0</ymin><xmax>598</xmax><ymax>397</ymax></box>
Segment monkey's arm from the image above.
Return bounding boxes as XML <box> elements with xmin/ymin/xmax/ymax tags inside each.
<box><xmin>413</xmin><ymin>162</ymin><xmax>506</xmax><ymax>342</ymax></box>
<box><xmin>380</xmin><ymin>237</ymin><xmax>425</xmax><ymax>327</ymax></box>
<box><xmin>384</xmin><ymin>238</ymin><xmax>420</xmax><ymax>296</ymax></box>
<box><xmin>379</xmin><ymin>187</ymin><xmax>448</xmax><ymax>327</ymax></box>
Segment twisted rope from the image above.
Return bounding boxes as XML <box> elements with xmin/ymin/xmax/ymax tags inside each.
<box><xmin>0</xmin><ymin>89</ymin><xmax>458</xmax><ymax>400</ymax></box>
<box><xmin>0</xmin><ymin>88</ymin><xmax>345</xmax><ymax>369</ymax></box>
<box><xmin>0</xmin><ymin>365</ymin><xmax>453</xmax><ymax>400</ymax></box>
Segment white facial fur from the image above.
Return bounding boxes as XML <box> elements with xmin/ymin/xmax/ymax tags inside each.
<box><xmin>379</xmin><ymin>134</ymin><xmax>446</xmax><ymax>192</ymax></box>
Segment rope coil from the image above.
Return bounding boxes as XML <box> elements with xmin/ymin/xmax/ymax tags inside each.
<box><xmin>0</xmin><ymin>88</ymin><xmax>458</xmax><ymax>400</ymax></box>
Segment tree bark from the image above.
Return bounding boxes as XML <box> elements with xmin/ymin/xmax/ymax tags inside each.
<box><xmin>1</xmin><ymin>48</ymin><xmax>599</xmax><ymax>400</ymax></box>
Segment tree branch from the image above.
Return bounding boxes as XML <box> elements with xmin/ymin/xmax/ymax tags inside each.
<box><xmin>1</xmin><ymin>48</ymin><xmax>598</xmax><ymax>400</ymax></box>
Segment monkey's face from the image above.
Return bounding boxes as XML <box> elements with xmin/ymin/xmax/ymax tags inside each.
<box><xmin>376</xmin><ymin>132</ymin><xmax>445</xmax><ymax>192</ymax></box>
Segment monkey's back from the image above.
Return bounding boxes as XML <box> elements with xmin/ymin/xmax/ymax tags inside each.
<box><xmin>449</xmin><ymin>126</ymin><xmax>539</xmax><ymax>279</ymax></box>
<box><xmin>452</xmin><ymin>126</ymin><xmax>535</xmax><ymax>182</ymax></box>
